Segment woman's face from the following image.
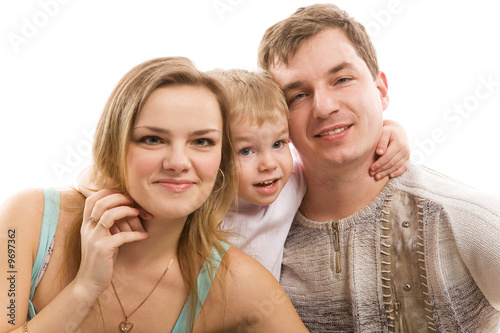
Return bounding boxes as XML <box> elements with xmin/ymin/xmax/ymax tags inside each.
<box><xmin>126</xmin><ymin>85</ymin><xmax>223</xmax><ymax>220</ymax></box>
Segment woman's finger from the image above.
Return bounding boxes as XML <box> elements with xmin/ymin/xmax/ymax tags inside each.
<box><xmin>82</xmin><ymin>189</ymin><xmax>120</xmax><ymax>233</ymax></box>
<box><xmin>112</xmin><ymin>219</ymin><xmax>134</xmax><ymax>233</ymax></box>
<box><xmin>105</xmin><ymin>230</ymin><xmax>149</xmax><ymax>249</ymax></box>
<box><xmin>89</xmin><ymin>193</ymin><xmax>134</xmax><ymax>223</ymax></box>
<box><xmin>94</xmin><ymin>206</ymin><xmax>140</xmax><ymax>233</ymax></box>
<box><xmin>109</xmin><ymin>224</ymin><xmax>121</xmax><ymax>235</ymax></box>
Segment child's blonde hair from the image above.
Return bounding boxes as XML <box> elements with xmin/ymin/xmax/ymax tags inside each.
<box><xmin>209</xmin><ymin>69</ymin><xmax>289</xmax><ymax>126</ymax></box>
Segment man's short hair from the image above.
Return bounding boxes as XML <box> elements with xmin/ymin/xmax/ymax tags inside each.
<box><xmin>209</xmin><ymin>68</ymin><xmax>289</xmax><ymax>126</ymax></box>
<box><xmin>258</xmin><ymin>3</ymin><xmax>379</xmax><ymax>79</ymax></box>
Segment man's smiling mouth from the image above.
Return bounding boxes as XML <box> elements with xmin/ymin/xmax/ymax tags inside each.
<box><xmin>317</xmin><ymin>126</ymin><xmax>351</xmax><ymax>137</ymax></box>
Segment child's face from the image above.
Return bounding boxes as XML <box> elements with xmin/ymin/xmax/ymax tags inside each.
<box><xmin>231</xmin><ymin>113</ymin><xmax>293</xmax><ymax>206</ymax></box>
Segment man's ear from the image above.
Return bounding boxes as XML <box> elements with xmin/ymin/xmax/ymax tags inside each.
<box><xmin>376</xmin><ymin>71</ymin><xmax>389</xmax><ymax>110</ymax></box>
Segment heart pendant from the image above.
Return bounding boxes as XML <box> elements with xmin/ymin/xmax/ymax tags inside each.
<box><xmin>119</xmin><ymin>320</ymin><xmax>134</xmax><ymax>332</ymax></box>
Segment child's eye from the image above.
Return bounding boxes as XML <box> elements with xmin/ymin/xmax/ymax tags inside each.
<box><xmin>194</xmin><ymin>138</ymin><xmax>215</xmax><ymax>147</ymax></box>
<box><xmin>238</xmin><ymin>148</ymin><xmax>254</xmax><ymax>156</ymax></box>
<box><xmin>273</xmin><ymin>140</ymin><xmax>288</xmax><ymax>149</ymax></box>
<box><xmin>140</xmin><ymin>136</ymin><xmax>162</xmax><ymax>144</ymax></box>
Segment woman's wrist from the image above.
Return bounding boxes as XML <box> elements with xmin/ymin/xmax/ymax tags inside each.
<box><xmin>68</xmin><ymin>278</ymin><xmax>103</xmax><ymax>305</ymax></box>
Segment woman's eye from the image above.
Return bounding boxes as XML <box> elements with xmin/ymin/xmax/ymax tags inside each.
<box><xmin>238</xmin><ymin>148</ymin><xmax>253</xmax><ymax>156</ymax></box>
<box><xmin>195</xmin><ymin>138</ymin><xmax>215</xmax><ymax>147</ymax></box>
<box><xmin>141</xmin><ymin>136</ymin><xmax>161</xmax><ymax>144</ymax></box>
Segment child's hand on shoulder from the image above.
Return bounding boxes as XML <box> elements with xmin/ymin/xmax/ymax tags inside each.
<box><xmin>370</xmin><ymin>119</ymin><xmax>410</xmax><ymax>180</ymax></box>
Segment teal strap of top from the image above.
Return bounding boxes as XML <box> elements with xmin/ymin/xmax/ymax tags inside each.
<box><xmin>172</xmin><ymin>241</ymin><xmax>231</xmax><ymax>332</ymax></box>
<box><xmin>28</xmin><ymin>188</ymin><xmax>60</xmax><ymax>320</ymax></box>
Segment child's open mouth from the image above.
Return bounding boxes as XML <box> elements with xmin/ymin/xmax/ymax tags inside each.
<box><xmin>255</xmin><ymin>179</ymin><xmax>278</xmax><ymax>188</ymax></box>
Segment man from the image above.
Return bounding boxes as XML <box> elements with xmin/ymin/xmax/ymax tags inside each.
<box><xmin>258</xmin><ymin>4</ymin><xmax>500</xmax><ymax>332</ymax></box>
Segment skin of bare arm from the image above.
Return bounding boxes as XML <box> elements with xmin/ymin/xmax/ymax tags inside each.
<box><xmin>0</xmin><ymin>189</ymin><xmax>43</xmax><ymax>332</ymax></box>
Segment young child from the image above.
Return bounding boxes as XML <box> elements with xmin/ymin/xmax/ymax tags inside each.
<box><xmin>78</xmin><ymin>68</ymin><xmax>409</xmax><ymax>280</ymax></box>
<box><xmin>210</xmin><ymin>69</ymin><xmax>409</xmax><ymax>280</ymax></box>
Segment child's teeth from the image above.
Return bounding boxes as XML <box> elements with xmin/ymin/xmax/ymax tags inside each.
<box><xmin>258</xmin><ymin>180</ymin><xmax>276</xmax><ymax>187</ymax></box>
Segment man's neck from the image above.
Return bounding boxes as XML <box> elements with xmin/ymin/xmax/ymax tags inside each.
<box><xmin>300</xmin><ymin>158</ymin><xmax>389</xmax><ymax>222</ymax></box>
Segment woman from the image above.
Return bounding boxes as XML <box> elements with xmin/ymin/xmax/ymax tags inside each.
<box><xmin>0</xmin><ymin>57</ymin><xmax>308</xmax><ymax>332</ymax></box>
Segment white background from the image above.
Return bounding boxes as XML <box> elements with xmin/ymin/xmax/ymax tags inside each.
<box><xmin>1</xmin><ymin>0</ymin><xmax>499</xmax><ymax>205</ymax></box>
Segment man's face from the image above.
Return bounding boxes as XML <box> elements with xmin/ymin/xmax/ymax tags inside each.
<box><xmin>270</xmin><ymin>28</ymin><xmax>389</xmax><ymax>171</ymax></box>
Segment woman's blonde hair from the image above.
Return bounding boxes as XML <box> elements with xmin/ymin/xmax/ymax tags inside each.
<box><xmin>209</xmin><ymin>68</ymin><xmax>289</xmax><ymax>126</ymax></box>
<box><xmin>66</xmin><ymin>57</ymin><xmax>238</xmax><ymax>329</ymax></box>
<box><xmin>258</xmin><ymin>3</ymin><xmax>379</xmax><ymax>79</ymax></box>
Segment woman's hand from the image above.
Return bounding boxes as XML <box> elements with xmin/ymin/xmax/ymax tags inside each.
<box><xmin>77</xmin><ymin>167</ymin><xmax>154</xmax><ymax>220</ymax></box>
<box><xmin>75</xmin><ymin>189</ymin><xmax>148</xmax><ymax>297</ymax></box>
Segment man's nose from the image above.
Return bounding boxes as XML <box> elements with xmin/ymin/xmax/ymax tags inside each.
<box><xmin>312</xmin><ymin>85</ymin><xmax>340</xmax><ymax>119</ymax></box>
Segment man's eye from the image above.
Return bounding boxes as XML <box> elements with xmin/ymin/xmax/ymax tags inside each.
<box><xmin>290</xmin><ymin>93</ymin><xmax>306</xmax><ymax>103</ymax></box>
<box><xmin>238</xmin><ymin>148</ymin><xmax>253</xmax><ymax>156</ymax></box>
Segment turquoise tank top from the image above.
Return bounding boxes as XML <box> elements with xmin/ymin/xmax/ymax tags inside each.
<box><xmin>28</xmin><ymin>188</ymin><xmax>60</xmax><ymax>319</ymax></box>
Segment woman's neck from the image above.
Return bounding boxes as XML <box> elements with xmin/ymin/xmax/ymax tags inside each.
<box><xmin>114</xmin><ymin>215</ymin><xmax>186</xmax><ymax>269</ymax></box>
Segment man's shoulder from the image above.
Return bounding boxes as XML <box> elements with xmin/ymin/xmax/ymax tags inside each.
<box><xmin>393</xmin><ymin>161</ymin><xmax>500</xmax><ymax>217</ymax></box>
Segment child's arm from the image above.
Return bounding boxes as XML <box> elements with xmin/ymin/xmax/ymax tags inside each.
<box><xmin>370</xmin><ymin>119</ymin><xmax>410</xmax><ymax>180</ymax></box>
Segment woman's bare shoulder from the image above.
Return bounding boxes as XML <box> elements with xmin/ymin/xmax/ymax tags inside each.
<box><xmin>0</xmin><ymin>187</ymin><xmax>83</xmax><ymax>232</ymax></box>
<box><xmin>0</xmin><ymin>188</ymin><xmax>46</xmax><ymax>267</ymax></box>
<box><xmin>0</xmin><ymin>188</ymin><xmax>45</xmax><ymax>224</ymax></box>
<box><xmin>224</xmin><ymin>246</ymin><xmax>273</xmax><ymax>270</ymax></box>
<box><xmin>205</xmin><ymin>246</ymin><xmax>308</xmax><ymax>332</ymax></box>
<box><xmin>220</xmin><ymin>246</ymin><xmax>281</xmax><ymax>290</ymax></box>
